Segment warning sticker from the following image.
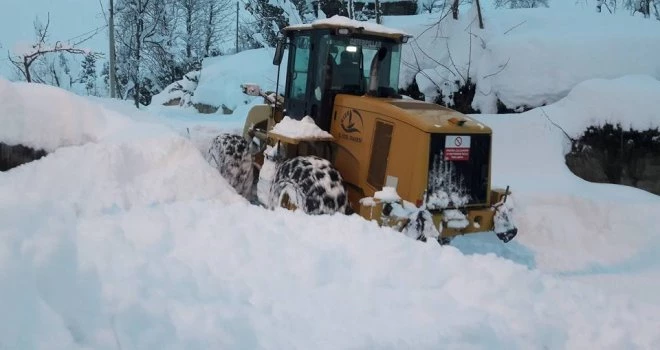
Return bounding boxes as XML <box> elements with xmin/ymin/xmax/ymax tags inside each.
<box><xmin>444</xmin><ymin>135</ymin><xmax>471</xmax><ymax>161</ymax></box>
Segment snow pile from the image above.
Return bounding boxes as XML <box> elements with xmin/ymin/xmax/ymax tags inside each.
<box><xmin>386</xmin><ymin>6</ymin><xmax>660</xmax><ymax>112</ymax></box>
<box><xmin>270</xmin><ymin>116</ymin><xmax>333</xmax><ymax>139</ymax></box>
<box><xmin>192</xmin><ymin>48</ymin><xmax>288</xmax><ymax>112</ymax></box>
<box><xmin>288</xmin><ymin>14</ymin><xmax>410</xmax><ymax>36</ymax></box>
<box><xmin>1</xmin><ymin>74</ymin><xmax>660</xmax><ymax>348</ymax></box>
<box><xmin>472</xmin><ymin>8</ymin><xmax>660</xmax><ymax>113</ymax></box>
<box><xmin>543</xmin><ymin>75</ymin><xmax>660</xmax><ymax>135</ymax></box>
<box><xmin>150</xmin><ymin>71</ymin><xmax>200</xmax><ymax>107</ymax></box>
<box><xmin>373</xmin><ymin>186</ymin><xmax>401</xmax><ymax>202</ymax></box>
<box><xmin>471</xmin><ymin>75</ymin><xmax>660</xmax><ymax>277</ymax></box>
<box><xmin>0</xmin><ymin>79</ymin><xmax>131</xmax><ymax>152</ymax></box>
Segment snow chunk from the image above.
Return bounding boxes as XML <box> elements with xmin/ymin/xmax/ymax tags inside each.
<box><xmin>270</xmin><ymin>116</ymin><xmax>333</xmax><ymax>139</ymax></box>
<box><xmin>287</xmin><ymin>15</ymin><xmax>410</xmax><ymax>36</ymax></box>
<box><xmin>443</xmin><ymin>209</ymin><xmax>470</xmax><ymax>229</ymax></box>
<box><xmin>359</xmin><ymin>197</ymin><xmax>377</xmax><ymax>207</ymax></box>
<box><xmin>374</xmin><ymin>186</ymin><xmax>401</xmax><ymax>203</ymax></box>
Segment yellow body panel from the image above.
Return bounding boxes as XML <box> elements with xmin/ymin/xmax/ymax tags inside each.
<box><xmin>252</xmin><ymin>95</ymin><xmax>507</xmax><ymax>239</ymax></box>
<box><xmin>329</xmin><ymin>94</ymin><xmax>492</xmax><ymax>209</ymax></box>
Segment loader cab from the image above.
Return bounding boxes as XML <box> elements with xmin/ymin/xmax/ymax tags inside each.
<box><xmin>278</xmin><ymin>24</ymin><xmax>408</xmax><ymax>131</ymax></box>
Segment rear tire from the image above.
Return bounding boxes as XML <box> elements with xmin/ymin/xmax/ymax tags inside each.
<box><xmin>269</xmin><ymin>156</ymin><xmax>349</xmax><ymax>215</ymax></box>
<box><xmin>206</xmin><ymin>133</ymin><xmax>254</xmax><ymax>199</ymax></box>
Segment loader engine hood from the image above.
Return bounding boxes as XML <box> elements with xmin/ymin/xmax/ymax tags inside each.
<box><xmin>386</xmin><ymin>99</ymin><xmax>492</xmax><ymax>134</ymax></box>
<box><xmin>385</xmin><ymin>99</ymin><xmax>492</xmax><ymax>208</ymax></box>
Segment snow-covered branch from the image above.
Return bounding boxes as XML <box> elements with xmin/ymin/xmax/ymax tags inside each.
<box><xmin>9</xmin><ymin>13</ymin><xmax>100</xmax><ymax>83</ymax></box>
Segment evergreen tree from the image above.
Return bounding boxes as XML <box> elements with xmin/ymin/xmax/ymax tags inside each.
<box><xmin>80</xmin><ymin>53</ymin><xmax>98</xmax><ymax>96</ymax></box>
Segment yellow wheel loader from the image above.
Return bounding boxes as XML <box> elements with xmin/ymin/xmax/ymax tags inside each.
<box><xmin>208</xmin><ymin>16</ymin><xmax>517</xmax><ymax>244</ymax></box>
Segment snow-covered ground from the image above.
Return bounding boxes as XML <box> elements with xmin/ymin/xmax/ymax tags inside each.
<box><xmin>2</xmin><ymin>3</ymin><xmax>660</xmax><ymax>349</ymax></box>
<box><xmin>2</xmin><ymin>68</ymin><xmax>660</xmax><ymax>349</ymax></box>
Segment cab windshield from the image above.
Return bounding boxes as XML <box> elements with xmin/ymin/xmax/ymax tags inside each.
<box><xmin>321</xmin><ymin>35</ymin><xmax>401</xmax><ymax>97</ymax></box>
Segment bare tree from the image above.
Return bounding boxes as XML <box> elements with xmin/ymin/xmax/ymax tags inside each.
<box><xmin>494</xmin><ymin>0</ymin><xmax>549</xmax><ymax>8</ymax></box>
<box><xmin>8</xmin><ymin>14</ymin><xmax>95</xmax><ymax>83</ymax></box>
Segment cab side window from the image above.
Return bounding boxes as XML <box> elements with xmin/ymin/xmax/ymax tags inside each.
<box><xmin>288</xmin><ymin>35</ymin><xmax>311</xmax><ymax>99</ymax></box>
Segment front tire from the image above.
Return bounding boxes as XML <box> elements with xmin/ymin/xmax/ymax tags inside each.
<box><xmin>269</xmin><ymin>156</ymin><xmax>349</xmax><ymax>215</ymax></box>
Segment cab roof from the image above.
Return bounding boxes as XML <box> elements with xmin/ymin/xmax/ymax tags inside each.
<box><xmin>283</xmin><ymin>15</ymin><xmax>412</xmax><ymax>43</ymax></box>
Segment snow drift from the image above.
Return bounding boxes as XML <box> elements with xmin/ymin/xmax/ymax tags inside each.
<box><xmin>471</xmin><ymin>75</ymin><xmax>660</xmax><ymax>292</ymax></box>
<box><xmin>2</xmin><ymin>74</ymin><xmax>660</xmax><ymax>348</ymax></box>
<box><xmin>386</xmin><ymin>6</ymin><xmax>660</xmax><ymax>112</ymax></box>
<box><xmin>0</xmin><ymin>78</ymin><xmax>131</xmax><ymax>152</ymax></box>
<box><xmin>190</xmin><ymin>48</ymin><xmax>288</xmax><ymax>112</ymax></box>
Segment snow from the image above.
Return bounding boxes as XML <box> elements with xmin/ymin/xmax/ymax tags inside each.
<box><xmin>470</xmin><ymin>75</ymin><xmax>660</xmax><ymax>277</ymax></box>
<box><xmin>2</xmin><ymin>4</ymin><xmax>660</xmax><ymax>349</ymax></box>
<box><xmin>542</xmin><ymin>75</ymin><xmax>660</xmax><ymax>135</ymax></box>
<box><xmin>150</xmin><ymin>71</ymin><xmax>200</xmax><ymax>107</ymax></box>
<box><xmin>374</xmin><ymin>186</ymin><xmax>402</xmax><ymax>202</ymax></box>
<box><xmin>0</xmin><ymin>78</ymin><xmax>131</xmax><ymax>152</ymax></box>
<box><xmin>287</xmin><ymin>15</ymin><xmax>411</xmax><ymax>36</ymax></box>
<box><xmin>3</xmin><ymin>61</ymin><xmax>660</xmax><ymax>350</ymax></box>
<box><xmin>191</xmin><ymin>48</ymin><xmax>288</xmax><ymax>112</ymax></box>
<box><xmin>257</xmin><ymin>145</ymin><xmax>280</xmax><ymax>205</ymax></box>
<box><xmin>270</xmin><ymin>116</ymin><xmax>333</xmax><ymax>139</ymax></box>
<box><xmin>385</xmin><ymin>5</ymin><xmax>660</xmax><ymax>112</ymax></box>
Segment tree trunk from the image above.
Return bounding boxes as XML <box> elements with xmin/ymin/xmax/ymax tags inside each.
<box><xmin>109</xmin><ymin>0</ymin><xmax>117</xmax><ymax>98</ymax></box>
<box><xmin>134</xmin><ymin>12</ymin><xmax>142</xmax><ymax>108</ymax></box>
<box><xmin>23</xmin><ymin>57</ymin><xmax>32</xmax><ymax>82</ymax></box>
<box><xmin>186</xmin><ymin>2</ymin><xmax>193</xmax><ymax>59</ymax></box>
<box><xmin>452</xmin><ymin>0</ymin><xmax>459</xmax><ymax>19</ymax></box>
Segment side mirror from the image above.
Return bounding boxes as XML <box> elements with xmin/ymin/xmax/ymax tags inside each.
<box><xmin>241</xmin><ymin>83</ymin><xmax>262</xmax><ymax>96</ymax></box>
<box><xmin>273</xmin><ymin>39</ymin><xmax>285</xmax><ymax>66</ymax></box>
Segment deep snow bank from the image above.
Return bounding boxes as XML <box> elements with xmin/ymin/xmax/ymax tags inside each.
<box><xmin>3</xmin><ymin>82</ymin><xmax>660</xmax><ymax>349</ymax></box>
<box><xmin>191</xmin><ymin>48</ymin><xmax>288</xmax><ymax>112</ymax></box>
<box><xmin>543</xmin><ymin>75</ymin><xmax>660</xmax><ymax>135</ymax></box>
<box><xmin>0</xmin><ymin>78</ymin><xmax>132</xmax><ymax>152</ymax></box>
<box><xmin>386</xmin><ymin>6</ymin><xmax>660</xmax><ymax>113</ymax></box>
<box><xmin>472</xmin><ymin>75</ymin><xmax>660</xmax><ymax>275</ymax></box>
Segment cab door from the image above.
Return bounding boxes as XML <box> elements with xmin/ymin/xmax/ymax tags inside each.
<box><xmin>284</xmin><ymin>33</ymin><xmax>312</xmax><ymax>119</ymax></box>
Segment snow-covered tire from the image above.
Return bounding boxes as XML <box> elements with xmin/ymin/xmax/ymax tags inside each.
<box><xmin>269</xmin><ymin>156</ymin><xmax>350</xmax><ymax>215</ymax></box>
<box><xmin>206</xmin><ymin>133</ymin><xmax>254</xmax><ymax>198</ymax></box>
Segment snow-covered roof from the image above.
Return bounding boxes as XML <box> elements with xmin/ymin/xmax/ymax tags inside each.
<box><xmin>284</xmin><ymin>15</ymin><xmax>411</xmax><ymax>41</ymax></box>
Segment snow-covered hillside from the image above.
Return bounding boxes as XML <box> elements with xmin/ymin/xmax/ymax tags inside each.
<box><xmin>149</xmin><ymin>5</ymin><xmax>660</xmax><ymax>116</ymax></box>
<box><xmin>386</xmin><ymin>6</ymin><xmax>660</xmax><ymax>113</ymax></box>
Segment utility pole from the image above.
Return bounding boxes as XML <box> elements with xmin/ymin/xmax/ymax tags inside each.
<box><xmin>375</xmin><ymin>0</ymin><xmax>381</xmax><ymax>24</ymax></box>
<box><xmin>235</xmin><ymin>1</ymin><xmax>239</xmax><ymax>54</ymax></box>
<box><xmin>476</xmin><ymin>0</ymin><xmax>484</xmax><ymax>29</ymax></box>
<box><xmin>109</xmin><ymin>0</ymin><xmax>117</xmax><ymax>98</ymax></box>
